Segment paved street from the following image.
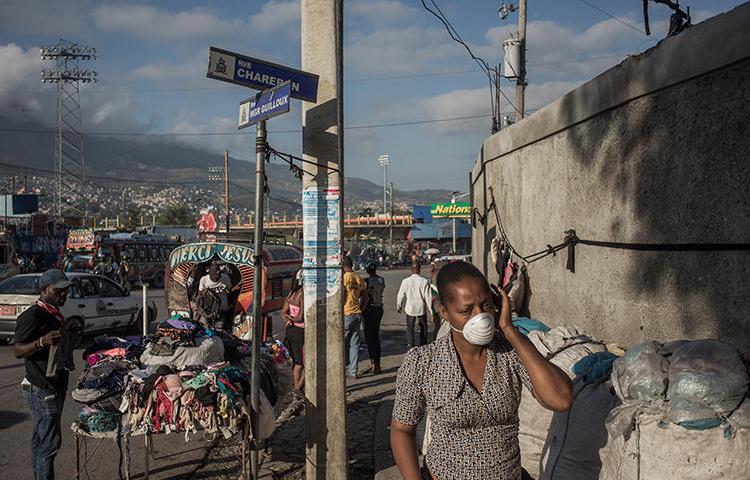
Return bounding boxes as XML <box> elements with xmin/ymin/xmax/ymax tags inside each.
<box><xmin>195</xmin><ymin>267</ymin><xmax>425</xmax><ymax>479</ymax></box>
<box><xmin>0</xmin><ymin>289</ymin><xmax>216</xmax><ymax>480</ymax></box>
<box><xmin>0</xmin><ymin>268</ymin><xmax>427</xmax><ymax>479</ymax></box>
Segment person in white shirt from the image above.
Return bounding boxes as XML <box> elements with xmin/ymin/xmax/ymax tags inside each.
<box><xmin>198</xmin><ymin>261</ymin><xmax>239</xmax><ymax>330</ymax></box>
<box><xmin>396</xmin><ymin>263</ymin><xmax>433</xmax><ymax>348</ymax></box>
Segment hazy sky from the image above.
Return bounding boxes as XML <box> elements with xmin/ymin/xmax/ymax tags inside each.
<box><xmin>0</xmin><ymin>0</ymin><xmax>744</xmax><ymax>190</ymax></box>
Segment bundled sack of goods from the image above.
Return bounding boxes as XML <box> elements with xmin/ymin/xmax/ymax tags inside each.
<box><xmin>517</xmin><ymin>325</ymin><xmax>613</xmax><ymax>478</ymax></box>
<box><xmin>600</xmin><ymin>339</ymin><xmax>749</xmax><ymax>480</ymax></box>
<box><xmin>139</xmin><ymin>316</ymin><xmax>225</xmax><ymax>370</ymax></box>
<box><xmin>536</xmin><ymin>352</ymin><xmax>621</xmax><ymax>480</ymax></box>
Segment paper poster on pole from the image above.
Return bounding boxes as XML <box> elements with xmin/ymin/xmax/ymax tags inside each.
<box><xmin>302</xmin><ymin>186</ymin><xmax>341</xmax><ymax>268</ymax></box>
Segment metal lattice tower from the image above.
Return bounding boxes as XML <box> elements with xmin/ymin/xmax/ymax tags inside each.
<box><xmin>41</xmin><ymin>40</ymin><xmax>97</xmax><ymax>217</ymax></box>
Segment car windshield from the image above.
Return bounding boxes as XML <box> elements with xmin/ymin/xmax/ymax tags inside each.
<box><xmin>0</xmin><ymin>276</ymin><xmax>40</xmax><ymax>295</ymax></box>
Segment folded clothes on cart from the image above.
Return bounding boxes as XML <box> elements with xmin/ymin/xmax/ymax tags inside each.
<box><xmin>71</xmin><ymin>324</ymin><xmax>290</xmax><ymax>442</ymax></box>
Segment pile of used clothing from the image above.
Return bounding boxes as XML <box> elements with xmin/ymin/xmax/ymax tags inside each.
<box><xmin>600</xmin><ymin>339</ymin><xmax>749</xmax><ymax>480</ymax></box>
<box><xmin>121</xmin><ymin>362</ymin><xmax>255</xmax><ymax>439</ymax></box>
<box><xmin>71</xmin><ymin>316</ymin><xmax>292</xmax><ymax>443</ymax></box>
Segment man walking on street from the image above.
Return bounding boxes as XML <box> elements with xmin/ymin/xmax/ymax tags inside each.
<box><xmin>14</xmin><ymin>269</ymin><xmax>73</xmax><ymax>480</ymax></box>
<box><xmin>397</xmin><ymin>262</ymin><xmax>432</xmax><ymax>348</ymax></box>
<box><xmin>363</xmin><ymin>262</ymin><xmax>385</xmax><ymax>375</ymax></box>
<box><xmin>343</xmin><ymin>256</ymin><xmax>368</xmax><ymax>378</ymax></box>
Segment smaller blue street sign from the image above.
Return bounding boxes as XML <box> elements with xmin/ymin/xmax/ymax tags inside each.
<box><xmin>238</xmin><ymin>81</ymin><xmax>291</xmax><ymax>129</ymax></box>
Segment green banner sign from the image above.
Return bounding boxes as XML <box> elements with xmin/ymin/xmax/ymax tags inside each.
<box><xmin>169</xmin><ymin>242</ymin><xmax>255</xmax><ymax>268</ymax></box>
<box><xmin>431</xmin><ymin>202</ymin><xmax>471</xmax><ymax>218</ymax></box>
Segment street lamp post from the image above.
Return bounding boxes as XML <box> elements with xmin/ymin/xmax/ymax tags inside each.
<box><xmin>451</xmin><ymin>191</ymin><xmax>470</xmax><ymax>254</ymax></box>
<box><xmin>378</xmin><ymin>154</ymin><xmax>390</xmax><ymax>215</ymax></box>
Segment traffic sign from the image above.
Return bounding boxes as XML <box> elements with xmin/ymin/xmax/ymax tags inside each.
<box><xmin>238</xmin><ymin>81</ymin><xmax>291</xmax><ymax>129</ymax></box>
<box><xmin>207</xmin><ymin>46</ymin><xmax>319</xmax><ymax>102</ymax></box>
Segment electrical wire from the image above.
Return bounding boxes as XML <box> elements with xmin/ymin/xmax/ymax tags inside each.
<box><xmin>420</xmin><ymin>0</ymin><xmax>523</xmax><ymax>118</ymax></box>
<box><xmin>574</xmin><ymin>0</ymin><xmax>646</xmax><ymax>34</ymax></box>
<box><xmin>0</xmin><ymin>112</ymin><xmax>503</xmax><ymax>137</ymax></box>
<box><xmin>420</xmin><ymin>0</ymin><xmax>497</xmax><ymax>120</ymax></box>
<box><xmin>0</xmin><ymin>70</ymin><xmax>483</xmax><ymax>95</ymax></box>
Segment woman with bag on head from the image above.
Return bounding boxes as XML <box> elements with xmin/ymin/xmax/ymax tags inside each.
<box><xmin>390</xmin><ymin>261</ymin><xmax>573</xmax><ymax>480</ymax></box>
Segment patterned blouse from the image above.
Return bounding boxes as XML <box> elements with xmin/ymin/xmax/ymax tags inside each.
<box><xmin>393</xmin><ymin>333</ymin><xmax>533</xmax><ymax>480</ymax></box>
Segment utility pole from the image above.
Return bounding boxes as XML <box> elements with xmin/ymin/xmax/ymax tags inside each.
<box><xmin>452</xmin><ymin>192</ymin><xmax>457</xmax><ymax>254</ymax></box>
<box><xmin>378</xmin><ymin>154</ymin><xmax>390</xmax><ymax>215</ymax></box>
<box><xmin>250</xmin><ymin>121</ymin><xmax>266</xmax><ymax>479</ymax></box>
<box><xmin>389</xmin><ymin>182</ymin><xmax>394</xmax><ymax>256</ymax></box>
<box><xmin>302</xmin><ymin>0</ymin><xmax>347</xmax><ymax>479</ymax></box>
<box><xmin>516</xmin><ymin>0</ymin><xmax>527</xmax><ymax>120</ymax></box>
<box><xmin>224</xmin><ymin>150</ymin><xmax>230</xmax><ymax>233</ymax></box>
<box><xmin>451</xmin><ymin>191</ymin><xmax>470</xmax><ymax>254</ymax></box>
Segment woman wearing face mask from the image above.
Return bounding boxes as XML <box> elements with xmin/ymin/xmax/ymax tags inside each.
<box><xmin>390</xmin><ymin>261</ymin><xmax>573</xmax><ymax>480</ymax></box>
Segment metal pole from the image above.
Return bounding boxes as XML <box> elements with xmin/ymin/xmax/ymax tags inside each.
<box><xmin>389</xmin><ymin>182</ymin><xmax>394</xmax><ymax>256</ymax></box>
<box><xmin>383</xmin><ymin>163</ymin><xmax>387</xmax><ymax>215</ymax></box>
<box><xmin>225</xmin><ymin>150</ymin><xmax>230</xmax><ymax>233</ymax></box>
<box><xmin>452</xmin><ymin>194</ymin><xmax>457</xmax><ymax>253</ymax></box>
<box><xmin>516</xmin><ymin>0</ymin><xmax>527</xmax><ymax>121</ymax></box>
<box><xmin>250</xmin><ymin>119</ymin><xmax>267</xmax><ymax>479</ymax></box>
<box><xmin>142</xmin><ymin>284</ymin><xmax>148</xmax><ymax>336</ymax></box>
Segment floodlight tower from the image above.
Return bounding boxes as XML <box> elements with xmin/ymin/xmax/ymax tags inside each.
<box><xmin>41</xmin><ymin>40</ymin><xmax>97</xmax><ymax>217</ymax></box>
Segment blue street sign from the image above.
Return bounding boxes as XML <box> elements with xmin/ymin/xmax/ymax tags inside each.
<box><xmin>207</xmin><ymin>46</ymin><xmax>319</xmax><ymax>103</ymax></box>
<box><xmin>238</xmin><ymin>81</ymin><xmax>291</xmax><ymax>129</ymax></box>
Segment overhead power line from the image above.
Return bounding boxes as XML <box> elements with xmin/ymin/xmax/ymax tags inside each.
<box><xmin>574</xmin><ymin>0</ymin><xmax>645</xmax><ymax>34</ymax></box>
<box><xmin>0</xmin><ymin>69</ymin><xmax>483</xmax><ymax>95</ymax></box>
<box><xmin>0</xmin><ymin>112</ymin><xmax>506</xmax><ymax>137</ymax></box>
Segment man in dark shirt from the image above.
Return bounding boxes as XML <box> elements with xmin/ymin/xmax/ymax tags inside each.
<box><xmin>14</xmin><ymin>269</ymin><xmax>73</xmax><ymax>480</ymax></box>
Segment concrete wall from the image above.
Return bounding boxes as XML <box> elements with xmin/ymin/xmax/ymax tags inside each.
<box><xmin>471</xmin><ymin>4</ymin><xmax>750</xmax><ymax>351</ymax></box>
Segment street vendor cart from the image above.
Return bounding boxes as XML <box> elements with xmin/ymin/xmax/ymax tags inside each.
<box><xmin>68</xmin><ymin>241</ymin><xmax>296</xmax><ymax>479</ymax></box>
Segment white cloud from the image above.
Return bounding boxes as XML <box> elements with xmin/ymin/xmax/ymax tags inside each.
<box><xmin>346</xmin><ymin>25</ymin><xmax>464</xmax><ymax>75</ymax></box>
<box><xmin>92</xmin><ymin>1</ymin><xmax>301</xmax><ymax>42</ymax></box>
<box><xmin>482</xmin><ymin>13</ymin><xmax>650</xmax><ymax>82</ymax></box>
<box><xmin>131</xmin><ymin>60</ymin><xmax>206</xmax><ymax>82</ymax></box>
<box><xmin>0</xmin><ymin>44</ymin><xmax>46</xmax><ymax>116</ymax></box>
<box><xmin>92</xmin><ymin>4</ymin><xmax>237</xmax><ymax>40</ymax></box>
<box><xmin>250</xmin><ymin>0</ymin><xmax>300</xmax><ymax>34</ymax></box>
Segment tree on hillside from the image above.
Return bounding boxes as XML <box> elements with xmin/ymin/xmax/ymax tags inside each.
<box><xmin>122</xmin><ymin>205</ymin><xmax>143</xmax><ymax>232</ymax></box>
<box><xmin>156</xmin><ymin>205</ymin><xmax>195</xmax><ymax>226</ymax></box>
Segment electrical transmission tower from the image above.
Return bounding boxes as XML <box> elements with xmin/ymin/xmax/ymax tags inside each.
<box><xmin>40</xmin><ymin>40</ymin><xmax>97</xmax><ymax>217</ymax></box>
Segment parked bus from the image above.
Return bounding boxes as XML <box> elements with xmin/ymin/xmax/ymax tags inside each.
<box><xmin>96</xmin><ymin>233</ymin><xmax>182</xmax><ymax>288</ymax></box>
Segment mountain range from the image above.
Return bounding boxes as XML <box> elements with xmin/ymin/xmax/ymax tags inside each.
<box><xmin>0</xmin><ymin>113</ymin><xmax>450</xmax><ymax>212</ymax></box>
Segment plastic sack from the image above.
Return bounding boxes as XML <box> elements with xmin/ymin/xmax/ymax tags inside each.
<box><xmin>573</xmin><ymin>352</ymin><xmax>618</xmax><ymax>384</ymax></box>
<box><xmin>518</xmin><ymin>388</ymin><xmax>553</xmax><ymax>477</ymax></box>
<box><xmin>728</xmin><ymin>398</ymin><xmax>750</xmax><ymax>430</ymax></box>
<box><xmin>528</xmin><ymin>326</ymin><xmax>607</xmax><ymax>378</ymax></box>
<box><xmin>610</xmin><ymin>341</ymin><xmax>669</xmax><ymax>403</ymax></box>
<box><xmin>600</xmin><ymin>411</ymin><xmax>750</xmax><ymax>480</ymax></box>
<box><xmin>539</xmin><ymin>380</ymin><xmax>621</xmax><ymax>480</ymax></box>
<box><xmin>666</xmin><ymin>340</ymin><xmax>749</xmax><ymax>425</ymax></box>
<box><xmin>512</xmin><ymin>316</ymin><xmax>550</xmax><ymax>336</ymax></box>
<box><xmin>518</xmin><ymin>327</ymin><xmax>607</xmax><ymax>474</ymax></box>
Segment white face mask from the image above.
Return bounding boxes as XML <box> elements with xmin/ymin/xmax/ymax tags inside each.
<box><xmin>451</xmin><ymin>312</ymin><xmax>496</xmax><ymax>345</ymax></box>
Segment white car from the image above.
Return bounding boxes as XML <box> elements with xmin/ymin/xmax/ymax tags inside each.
<box><xmin>0</xmin><ymin>272</ymin><xmax>156</xmax><ymax>343</ymax></box>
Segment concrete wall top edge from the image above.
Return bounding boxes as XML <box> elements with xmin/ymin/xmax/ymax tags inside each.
<box><xmin>472</xmin><ymin>2</ymin><xmax>750</xmax><ymax>176</ymax></box>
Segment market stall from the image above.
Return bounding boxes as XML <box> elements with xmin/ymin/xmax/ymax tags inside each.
<box><xmin>69</xmin><ymin>242</ymin><xmax>294</xmax><ymax>479</ymax></box>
